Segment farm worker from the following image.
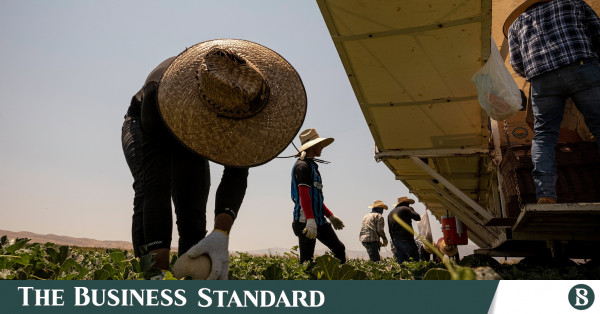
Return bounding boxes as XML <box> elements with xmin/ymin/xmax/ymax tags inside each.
<box><xmin>388</xmin><ymin>197</ymin><xmax>421</xmax><ymax>264</ymax></box>
<box><xmin>435</xmin><ymin>237</ymin><xmax>458</xmax><ymax>262</ymax></box>
<box><xmin>121</xmin><ymin>39</ymin><xmax>306</xmax><ymax>279</ymax></box>
<box><xmin>290</xmin><ymin>128</ymin><xmax>346</xmax><ymax>264</ymax></box>
<box><xmin>359</xmin><ymin>200</ymin><xmax>389</xmax><ymax>262</ymax></box>
<box><xmin>415</xmin><ymin>239</ymin><xmax>432</xmax><ymax>261</ymax></box>
<box><xmin>504</xmin><ymin>0</ymin><xmax>600</xmax><ymax>204</ymax></box>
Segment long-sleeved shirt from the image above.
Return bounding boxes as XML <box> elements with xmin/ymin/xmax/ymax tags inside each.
<box><xmin>508</xmin><ymin>0</ymin><xmax>600</xmax><ymax>80</ymax></box>
<box><xmin>291</xmin><ymin>158</ymin><xmax>332</xmax><ymax>225</ymax></box>
<box><xmin>359</xmin><ymin>212</ymin><xmax>387</xmax><ymax>243</ymax></box>
<box><xmin>388</xmin><ymin>205</ymin><xmax>421</xmax><ymax>241</ymax></box>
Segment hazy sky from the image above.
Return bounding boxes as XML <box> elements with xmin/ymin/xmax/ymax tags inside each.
<box><xmin>0</xmin><ymin>0</ymin><xmax>444</xmax><ymax>253</ymax></box>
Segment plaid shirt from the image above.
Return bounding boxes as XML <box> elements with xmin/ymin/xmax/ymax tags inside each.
<box><xmin>359</xmin><ymin>212</ymin><xmax>387</xmax><ymax>243</ymax></box>
<box><xmin>508</xmin><ymin>0</ymin><xmax>600</xmax><ymax>80</ymax></box>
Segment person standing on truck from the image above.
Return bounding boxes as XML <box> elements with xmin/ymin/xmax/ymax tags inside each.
<box><xmin>504</xmin><ymin>0</ymin><xmax>600</xmax><ymax>204</ymax></box>
<box><xmin>388</xmin><ymin>197</ymin><xmax>421</xmax><ymax>263</ymax></box>
<box><xmin>290</xmin><ymin>128</ymin><xmax>346</xmax><ymax>264</ymax></box>
<box><xmin>359</xmin><ymin>200</ymin><xmax>389</xmax><ymax>262</ymax></box>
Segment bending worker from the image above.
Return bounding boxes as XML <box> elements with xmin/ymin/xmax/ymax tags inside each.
<box><xmin>122</xmin><ymin>39</ymin><xmax>306</xmax><ymax>279</ymax></box>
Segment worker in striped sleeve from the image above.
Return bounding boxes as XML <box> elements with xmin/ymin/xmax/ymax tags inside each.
<box><xmin>290</xmin><ymin>128</ymin><xmax>346</xmax><ymax>264</ymax></box>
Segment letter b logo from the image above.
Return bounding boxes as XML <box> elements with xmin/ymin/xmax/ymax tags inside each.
<box><xmin>569</xmin><ymin>284</ymin><xmax>595</xmax><ymax>310</ymax></box>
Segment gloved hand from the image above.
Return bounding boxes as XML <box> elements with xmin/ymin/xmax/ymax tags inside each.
<box><xmin>328</xmin><ymin>214</ymin><xmax>345</xmax><ymax>230</ymax></box>
<box><xmin>380</xmin><ymin>238</ymin><xmax>388</xmax><ymax>247</ymax></box>
<box><xmin>302</xmin><ymin>218</ymin><xmax>317</xmax><ymax>239</ymax></box>
<box><xmin>186</xmin><ymin>230</ymin><xmax>230</xmax><ymax>280</ymax></box>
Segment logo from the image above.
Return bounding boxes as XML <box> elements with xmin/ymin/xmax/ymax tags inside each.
<box><xmin>512</xmin><ymin>127</ymin><xmax>529</xmax><ymax>139</ymax></box>
<box><xmin>569</xmin><ymin>284</ymin><xmax>595</xmax><ymax>310</ymax></box>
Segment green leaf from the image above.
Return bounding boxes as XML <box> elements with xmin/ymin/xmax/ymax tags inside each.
<box><xmin>102</xmin><ymin>264</ymin><xmax>116</xmax><ymax>277</ymax></box>
<box><xmin>262</xmin><ymin>263</ymin><xmax>284</xmax><ymax>280</ymax></box>
<box><xmin>45</xmin><ymin>247</ymin><xmax>59</xmax><ymax>264</ymax></box>
<box><xmin>130</xmin><ymin>259</ymin><xmax>141</xmax><ymax>273</ymax></box>
<box><xmin>109</xmin><ymin>251</ymin><xmax>126</xmax><ymax>264</ymax></box>
<box><xmin>163</xmin><ymin>271</ymin><xmax>178</xmax><ymax>280</ymax></box>
<box><xmin>14</xmin><ymin>254</ymin><xmax>31</xmax><ymax>267</ymax></box>
<box><xmin>93</xmin><ymin>269</ymin><xmax>110</xmax><ymax>280</ymax></box>
<box><xmin>352</xmin><ymin>269</ymin><xmax>369</xmax><ymax>280</ymax></box>
<box><xmin>338</xmin><ymin>264</ymin><xmax>356</xmax><ymax>280</ymax></box>
<box><xmin>312</xmin><ymin>255</ymin><xmax>340</xmax><ymax>280</ymax></box>
<box><xmin>452</xmin><ymin>266</ymin><xmax>477</xmax><ymax>280</ymax></box>
<box><xmin>15</xmin><ymin>269</ymin><xmax>29</xmax><ymax>280</ymax></box>
<box><xmin>58</xmin><ymin>258</ymin><xmax>78</xmax><ymax>275</ymax></box>
<box><xmin>33</xmin><ymin>268</ymin><xmax>55</xmax><ymax>280</ymax></box>
<box><xmin>5</xmin><ymin>238</ymin><xmax>30</xmax><ymax>254</ymax></box>
<box><xmin>58</xmin><ymin>246</ymin><xmax>69</xmax><ymax>264</ymax></box>
<box><xmin>74</xmin><ymin>265</ymin><xmax>90</xmax><ymax>280</ymax></box>
<box><xmin>423</xmin><ymin>268</ymin><xmax>452</xmax><ymax>280</ymax></box>
<box><xmin>139</xmin><ymin>253</ymin><xmax>155</xmax><ymax>272</ymax></box>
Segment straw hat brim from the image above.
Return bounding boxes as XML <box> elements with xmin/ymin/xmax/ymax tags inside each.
<box><xmin>298</xmin><ymin>137</ymin><xmax>334</xmax><ymax>153</ymax></box>
<box><xmin>438</xmin><ymin>240</ymin><xmax>458</xmax><ymax>256</ymax></box>
<box><xmin>158</xmin><ymin>39</ymin><xmax>307</xmax><ymax>167</ymax></box>
<box><xmin>393</xmin><ymin>198</ymin><xmax>415</xmax><ymax>207</ymax></box>
<box><xmin>503</xmin><ymin>0</ymin><xmax>550</xmax><ymax>38</ymax></box>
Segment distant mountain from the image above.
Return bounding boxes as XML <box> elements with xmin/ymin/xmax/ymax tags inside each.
<box><xmin>0</xmin><ymin>230</ymin><xmax>478</xmax><ymax>260</ymax></box>
<box><xmin>237</xmin><ymin>247</ymin><xmax>396</xmax><ymax>259</ymax></box>
<box><xmin>0</xmin><ymin>230</ymin><xmax>133</xmax><ymax>250</ymax></box>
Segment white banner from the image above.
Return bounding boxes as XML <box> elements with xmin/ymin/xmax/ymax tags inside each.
<box><xmin>488</xmin><ymin>281</ymin><xmax>598</xmax><ymax>313</ymax></box>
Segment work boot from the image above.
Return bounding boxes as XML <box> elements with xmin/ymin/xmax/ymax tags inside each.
<box><xmin>537</xmin><ymin>197</ymin><xmax>557</xmax><ymax>204</ymax></box>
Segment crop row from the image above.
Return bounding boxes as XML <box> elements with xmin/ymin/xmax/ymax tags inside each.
<box><xmin>1</xmin><ymin>236</ymin><xmax>598</xmax><ymax>280</ymax></box>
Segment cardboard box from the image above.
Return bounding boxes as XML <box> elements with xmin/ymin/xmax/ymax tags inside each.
<box><xmin>497</xmin><ymin>98</ymin><xmax>594</xmax><ymax>146</ymax></box>
<box><xmin>497</xmin><ymin>111</ymin><xmax>534</xmax><ymax>146</ymax></box>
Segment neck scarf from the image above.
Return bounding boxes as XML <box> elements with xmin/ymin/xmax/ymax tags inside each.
<box><xmin>371</xmin><ymin>207</ymin><xmax>384</xmax><ymax>215</ymax></box>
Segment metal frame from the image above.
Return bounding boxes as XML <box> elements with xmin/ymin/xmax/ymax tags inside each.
<box><xmin>376</xmin><ymin>147</ymin><xmax>488</xmax><ymax>159</ymax></box>
<box><xmin>409</xmin><ymin>156</ymin><xmax>494</xmax><ymax>221</ymax></box>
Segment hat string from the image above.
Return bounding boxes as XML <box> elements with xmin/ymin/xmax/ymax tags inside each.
<box><xmin>275</xmin><ymin>142</ymin><xmax>330</xmax><ymax>164</ymax></box>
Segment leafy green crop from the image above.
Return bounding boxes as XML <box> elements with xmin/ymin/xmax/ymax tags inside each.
<box><xmin>1</xmin><ymin>235</ymin><xmax>598</xmax><ymax>280</ymax></box>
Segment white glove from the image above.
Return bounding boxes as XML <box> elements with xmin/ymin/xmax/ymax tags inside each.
<box><xmin>302</xmin><ymin>218</ymin><xmax>317</xmax><ymax>239</ymax></box>
<box><xmin>328</xmin><ymin>214</ymin><xmax>345</xmax><ymax>230</ymax></box>
<box><xmin>186</xmin><ymin>230</ymin><xmax>229</xmax><ymax>280</ymax></box>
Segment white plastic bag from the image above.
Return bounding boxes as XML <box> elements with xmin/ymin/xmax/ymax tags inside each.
<box><xmin>472</xmin><ymin>38</ymin><xmax>522</xmax><ymax>121</ymax></box>
<box><xmin>417</xmin><ymin>209</ymin><xmax>433</xmax><ymax>245</ymax></box>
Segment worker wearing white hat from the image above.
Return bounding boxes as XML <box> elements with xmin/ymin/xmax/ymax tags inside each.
<box><xmin>359</xmin><ymin>200</ymin><xmax>389</xmax><ymax>262</ymax></box>
<box><xmin>290</xmin><ymin>128</ymin><xmax>346</xmax><ymax>264</ymax></box>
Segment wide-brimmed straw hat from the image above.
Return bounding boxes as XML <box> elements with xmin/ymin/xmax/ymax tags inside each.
<box><xmin>368</xmin><ymin>200</ymin><xmax>388</xmax><ymax>210</ymax></box>
<box><xmin>157</xmin><ymin>39</ymin><xmax>307</xmax><ymax>167</ymax></box>
<box><xmin>437</xmin><ymin>238</ymin><xmax>458</xmax><ymax>256</ymax></box>
<box><xmin>393</xmin><ymin>196</ymin><xmax>415</xmax><ymax>207</ymax></box>
<box><xmin>503</xmin><ymin>0</ymin><xmax>551</xmax><ymax>38</ymax></box>
<box><xmin>296</xmin><ymin>128</ymin><xmax>334</xmax><ymax>153</ymax></box>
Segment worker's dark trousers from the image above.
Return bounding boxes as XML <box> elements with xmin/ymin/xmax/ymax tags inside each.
<box><xmin>292</xmin><ymin>221</ymin><xmax>346</xmax><ymax>264</ymax></box>
<box><xmin>139</xmin><ymin>80</ymin><xmax>248</xmax><ymax>256</ymax></box>
<box><xmin>392</xmin><ymin>238</ymin><xmax>419</xmax><ymax>263</ymax></box>
<box><xmin>362</xmin><ymin>241</ymin><xmax>381</xmax><ymax>262</ymax></box>
<box><xmin>122</xmin><ymin>113</ymin><xmax>145</xmax><ymax>257</ymax></box>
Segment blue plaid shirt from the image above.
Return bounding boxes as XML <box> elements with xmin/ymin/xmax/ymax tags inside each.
<box><xmin>508</xmin><ymin>0</ymin><xmax>600</xmax><ymax>80</ymax></box>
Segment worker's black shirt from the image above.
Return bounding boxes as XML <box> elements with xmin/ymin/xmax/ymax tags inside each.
<box><xmin>388</xmin><ymin>204</ymin><xmax>421</xmax><ymax>241</ymax></box>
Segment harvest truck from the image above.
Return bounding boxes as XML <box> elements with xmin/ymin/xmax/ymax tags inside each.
<box><xmin>317</xmin><ymin>0</ymin><xmax>600</xmax><ymax>260</ymax></box>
